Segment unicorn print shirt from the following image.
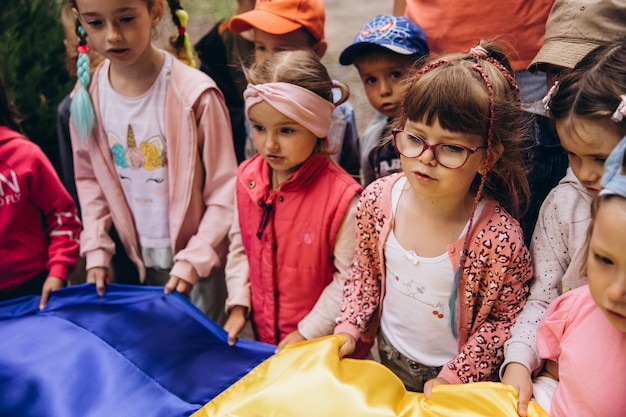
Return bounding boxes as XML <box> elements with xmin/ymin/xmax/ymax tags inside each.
<box><xmin>99</xmin><ymin>55</ymin><xmax>172</xmax><ymax>269</ymax></box>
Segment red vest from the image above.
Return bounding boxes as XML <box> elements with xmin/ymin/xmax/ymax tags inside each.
<box><xmin>237</xmin><ymin>154</ymin><xmax>362</xmax><ymax>344</ymax></box>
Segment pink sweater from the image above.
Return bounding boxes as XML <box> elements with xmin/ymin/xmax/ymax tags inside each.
<box><xmin>537</xmin><ymin>286</ymin><xmax>626</xmax><ymax>417</ymax></box>
<box><xmin>335</xmin><ymin>173</ymin><xmax>532</xmax><ymax>384</ymax></box>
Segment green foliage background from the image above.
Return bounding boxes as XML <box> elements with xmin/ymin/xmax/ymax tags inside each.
<box><xmin>0</xmin><ymin>0</ymin><xmax>72</xmax><ymax>173</ymax></box>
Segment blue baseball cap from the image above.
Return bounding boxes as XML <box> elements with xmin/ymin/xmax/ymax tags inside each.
<box><xmin>339</xmin><ymin>15</ymin><xmax>428</xmax><ymax>66</ymax></box>
<box><xmin>601</xmin><ymin>135</ymin><xmax>626</xmax><ymax>198</ymax></box>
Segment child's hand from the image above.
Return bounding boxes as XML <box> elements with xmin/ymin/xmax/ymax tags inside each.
<box><xmin>39</xmin><ymin>276</ymin><xmax>66</xmax><ymax>310</ymax></box>
<box><xmin>276</xmin><ymin>330</ymin><xmax>305</xmax><ymax>353</ymax></box>
<box><xmin>164</xmin><ymin>275</ymin><xmax>192</xmax><ymax>295</ymax></box>
<box><xmin>337</xmin><ymin>332</ymin><xmax>356</xmax><ymax>358</ymax></box>
<box><xmin>223</xmin><ymin>305</ymin><xmax>247</xmax><ymax>346</ymax></box>
<box><xmin>86</xmin><ymin>267</ymin><xmax>109</xmax><ymax>296</ymax></box>
<box><xmin>423</xmin><ymin>377</ymin><xmax>449</xmax><ymax>398</ymax></box>
<box><xmin>501</xmin><ymin>362</ymin><xmax>534</xmax><ymax>416</ymax></box>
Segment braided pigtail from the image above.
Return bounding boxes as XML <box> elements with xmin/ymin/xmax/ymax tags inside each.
<box><xmin>70</xmin><ymin>18</ymin><xmax>95</xmax><ymax>142</ymax></box>
<box><xmin>167</xmin><ymin>0</ymin><xmax>196</xmax><ymax>67</ymax></box>
<box><xmin>447</xmin><ymin>58</ymin><xmax>496</xmax><ymax>338</ymax></box>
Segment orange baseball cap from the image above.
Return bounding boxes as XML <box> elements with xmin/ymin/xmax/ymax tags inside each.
<box><xmin>229</xmin><ymin>0</ymin><xmax>325</xmax><ymax>41</ymax></box>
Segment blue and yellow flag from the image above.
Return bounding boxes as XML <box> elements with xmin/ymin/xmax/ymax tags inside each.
<box><xmin>0</xmin><ymin>284</ymin><xmax>549</xmax><ymax>417</ymax></box>
<box><xmin>0</xmin><ymin>284</ymin><xmax>274</xmax><ymax>417</ymax></box>
<box><xmin>194</xmin><ymin>335</ymin><xmax>549</xmax><ymax>417</ymax></box>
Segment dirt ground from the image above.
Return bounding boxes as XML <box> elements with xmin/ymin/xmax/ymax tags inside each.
<box><xmin>177</xmin><ymin>0</ymin><xmax>391</xmax><ymax>135</ymax></box>
<box><xmin>319</xmin><ymin>0</ymin><xmax>390</xmax><ymax>133</ymax></box>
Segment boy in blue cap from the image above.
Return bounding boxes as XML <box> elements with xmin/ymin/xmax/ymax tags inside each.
<box><xmin>339</xmin><ymin>15</ymin><xmax>428</xmax><ymax>185</ymax></box>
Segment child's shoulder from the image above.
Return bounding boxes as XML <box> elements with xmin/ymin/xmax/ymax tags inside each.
<box><xmin>0</xmin><ymin>128</ymin><xmax>36</xmax><ymax>152</ymax></box>
<box><xmin>545</xmin><ymin>167</ymin><xmax>593</xmax><ymax>204</ymax></box>
<box><xmin>365</xmin><ymin>172</ymin><xmax>401</xmax><ymax>191</ymax></box>
<box><xmin>326</xmin><ymin>159</ymin><xmax>363</xmax><ymax>189</ymax></box>
<box><xmin>477</xmin><ymin>197</ymin><xmax>527</xmax><ymax>245</ymax></box>
<box><xmin>543</xmin><ymin>285</ymin><xmax>593</xmax><ymax>325</ymax></box>
<box><xmin>359</xmin><ymin>173</ymin><xmax>402</xmax><ymax>208</ymax></box>
<box><xmin>167</xmin><ymin>52</ymin><xmax>221</xmax><ymax>96</ymax></box>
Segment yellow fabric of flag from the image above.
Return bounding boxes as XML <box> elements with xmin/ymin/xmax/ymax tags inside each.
<box><xmin>193</xmin><ymin>335</ymin><xmax>549</xmax><ymax>417</ymax></box>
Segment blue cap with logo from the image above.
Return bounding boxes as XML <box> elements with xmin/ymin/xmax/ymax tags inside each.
<box><xmin>601</xmin><ymin>135</ymin><xmax>626</xmax><ymax>198</ymax></box>
<box><xmin>339</xmin><ymin>15</ymin><xmax>429</xmax><ymax>66</ymax></box>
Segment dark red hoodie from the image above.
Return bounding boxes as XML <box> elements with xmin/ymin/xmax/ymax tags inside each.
<box><xmin>0</xmin><ymin>126</ymin><xmax>81</xmax><ymax>291</ymax></box>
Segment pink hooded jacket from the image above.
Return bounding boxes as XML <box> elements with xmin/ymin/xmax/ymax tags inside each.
<box><xmin>335</xmin><ymin>174</ymin><xmax>532</xmax><ymax>384</ymax></box>
<box><xmin>70</xmin><ymin>53</ymin><xmax>238</xmax><ymax>284</ymax></box>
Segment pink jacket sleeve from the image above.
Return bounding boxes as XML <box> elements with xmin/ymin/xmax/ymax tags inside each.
<box><xmin>536</xmin><ymin>289</ymin><xmax>578</xmax><ymax>362</ymax></box>
<box><xmin>170</xmin><ymin>87</ymin><xmax>237</xmax><ymax>283</ymax></box>
<box><xmin>72</xmin><ymin>128</ymin><xmax>117</xmax><ymax>271</ymax></box>
<box><xmin>334</xmin><ymin>180</ymin><xmax>387</xmax><ymax>342</ymax></box>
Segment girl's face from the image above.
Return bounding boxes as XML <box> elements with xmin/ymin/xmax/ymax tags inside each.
<box><xmin>249</xmin><ymin>101</ymin><xmax>319</xmax><ymax>185</ymax></box>
<box><xmin>556</xmin><ymin>117</ymin><xmax>623</xmax><ymax>196</ymax></box>
<box><xmin>400</xmin><ymin>117</ymin><xmax>487</xmax><ymax>202</ymax></box>
<box><xmin>74</xmin><ymin>0</ymin><xmax>162</xmax><ymax>68</ymax></box>
<box><xmin>587</xmin><ymin>197</ymin><xmax>626</xmax><ymax>333</ymax></box>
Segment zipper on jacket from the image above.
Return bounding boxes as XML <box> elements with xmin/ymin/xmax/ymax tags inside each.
<box><xmin>256</xmin><ymin>192</ymin><xmax>276</xmax><ymax>239</ymax></box>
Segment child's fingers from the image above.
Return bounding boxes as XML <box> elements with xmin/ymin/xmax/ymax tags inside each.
<box><xmin>423</xmin><ymin>377</ymin><xmax>448</xmax><ymax>398</ymax></box>
<box><xmin>39</xmin><ymin>290</ymin><xmax>50</xmax><ymax>310</ymax></box>
<box><xmin>163</xmin><ymin>276</ymin><xmax>179</xmax><ymax>294</ymax></box>
<box><xmin>337</xmin><ymin>333</ymin><xmax>356</xmax><ymax>358</ymax></box>
<box><xmin>227</xmin><ymin>330</ymin><xmax>238</xmax><ymax>346</ymax></box>
<box><xmin>87</xmin><ymin>268</ymin><xmax>108</xmax><ymax>296</ymax></box>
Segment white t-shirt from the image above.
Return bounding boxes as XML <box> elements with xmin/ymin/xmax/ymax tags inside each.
<box><xmin>380</xmin><ymin>176</ymin><xmax>484</xmax><ymax>366</ymax></box>
<box><xmin>99</xmin><ymin>54</ymin><xmax>173</xmax><ymax>268</ymax></box>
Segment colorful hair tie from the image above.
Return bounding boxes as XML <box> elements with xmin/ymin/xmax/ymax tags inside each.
<box><xmin>611</xmin><ymin>94</ymin><xmax>626</xmax><ymax>123</ymax></box>
<box><xmin>469</xmin><ymin>45</ymin><xmax>488</xmax><ymax>59</ymax></box>
<box><xmin>174</xmin><ymin>9</ymin><xmax>196</xmax><ymax>68</ymax></box>
<box><xmin>413</xmin><ymin>59</ymin><xmax>449</xmax><ymax>80</ymax></box>
<box><xmin>71</xmin><ymin>24</ymin><xmax>95</xmax><ymax>142</ymax></box>
<box><xmin>542</xmin><ymin>81</ymin><xmax>559</xmax><ymax>111</ymax></box>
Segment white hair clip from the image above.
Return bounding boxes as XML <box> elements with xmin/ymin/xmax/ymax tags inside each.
<box><xmin>611</xmin><ymin>94</ymin><xmax>626</xmax><ymax>123</ymax></box>
<box><xmin>542</xmin><ymin>81</ymin><xmax>559</xmax><ymax>111</ymax></box>
<box><xmin>469</xmin><ymin>45</ymin><xmax>488</xmax><ymax>59</ymax></box>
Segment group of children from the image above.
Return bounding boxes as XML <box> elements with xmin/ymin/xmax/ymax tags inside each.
<box><xmin>1</xmin><ymin>0</ymin><xmax>625</xmax><ymax>416</ymax></box>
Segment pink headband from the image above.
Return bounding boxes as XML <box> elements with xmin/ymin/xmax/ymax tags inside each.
<box><xmin>244</xmin><ymin>82</ymin><xmax>335</xmax><ymax>139</ymax></box>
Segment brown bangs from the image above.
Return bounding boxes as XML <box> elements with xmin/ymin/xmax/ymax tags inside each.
<box><xmin>403</xmin><ymin>62</ymin><xmax>490</xmax><ymax>137</ymax></box>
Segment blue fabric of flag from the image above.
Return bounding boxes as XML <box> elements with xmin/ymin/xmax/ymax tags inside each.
<box><xmin>0</xmin><ymin>284</ymin><xmax>274</xmax><ymax>417</ymax></box>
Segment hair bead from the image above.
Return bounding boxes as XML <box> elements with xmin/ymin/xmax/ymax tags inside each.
<box><xmin>610</xmin><ymin>94</ymin><xmax>626</xmax><ymax>123</ymax></box>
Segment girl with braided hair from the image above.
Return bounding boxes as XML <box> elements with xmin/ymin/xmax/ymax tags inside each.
<box><xmin>334</xmin><ymin>39</ymin><xmax>533</xmax><ymax>394</ymax></box>
<box><xmin>67</xmin><ymin>0</ymin><xmax>237</xmax><ymax>324</ymax></box>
